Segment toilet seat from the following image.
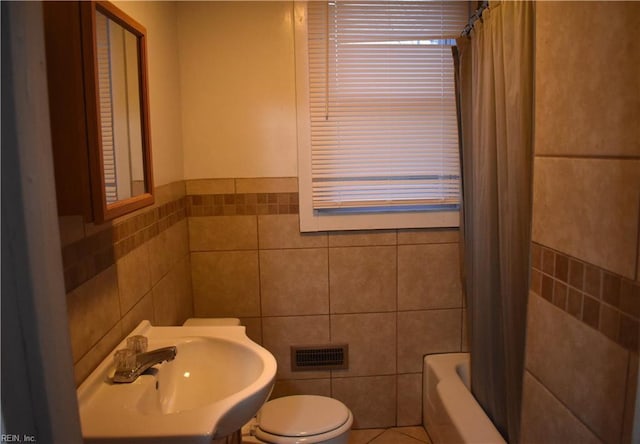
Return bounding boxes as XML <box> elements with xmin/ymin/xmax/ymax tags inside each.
<box><xmin>253</xmin><ymin>395</ymin><xmax>353</xmax><ymax>443</ymax></box>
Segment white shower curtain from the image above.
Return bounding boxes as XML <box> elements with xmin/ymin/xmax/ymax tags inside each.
<box><xmin>454</xmin><ymin>2</ymin><xmax>535</xmax><ymax>442</ymax></box>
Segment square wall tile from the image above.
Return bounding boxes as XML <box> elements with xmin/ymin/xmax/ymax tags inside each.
<box><xmin>397</xmin><ymin>228</ymin><xmax>459</xmax><ymax>245</ymax></box>
<box><xmin>397</xmin><ymin>309</ymin><xmax>461</xmax><ymax>373</ymax></box>
<box><xmin>189</xmin><ymin>216</ymin><xmax>257</xmax><ymax>251</ymax></box>
<box><xmin>397</xmin><ymin>373</ymin><xmax>423</xmax><ymax>426</ymax></box>
<box><xmin>73</xmin><ymin>322</ymin><xmax>123</xmax><ymax>386</ymax></box>
<box><xmin>262</xmin><ymin>315</ymin><xmax>330</xmax><ymax>380</ymax></box>
<box><xmin>531</xmin><ymin>157</ymin><xmax>640</xmax><ymax>279</ymax></box>
<box><xmin>530</xmin><ymin>269</ymin><xmax>542</xmax><ymax>297</ymax></box>
<box><xmin>121</xmin><ymin>292</ymin><xmax>154</xmax><ymax>335</ymax></box>
<box><xmin>186</xmin><ymin>178</ymin><xmax>235</xmax><ymax>195</ymax></box>
<box><xmin>602</xmin><ymin>272</ymin><xmax>622</xmax><ymax>308</ymax></box>
<box><xmin>148</xmin><ymin>219</ymin><xmax>189</xmax><ymax>283</ymax></box>
<box><xmin>329</xmin><ymin>246</ymin><xmax>396</xmax><ymax>313</ymax></box>
<box><xmin>153</xmin><ymin>256</ymin><xmax>193</xmax><ymax>326</ymax></box>
<box><xmin>239</xmin><ymin>317</ymin><xmax>262</xmax><ymax>345</ymax></box>
<box><xmin>270</xmin><ymin>378</ymin><xmax>331</xmax><ymax>400</ymax></box>
<box><xmin>599</xmin><ymin>304</ymin><xmax>620</xmax><ymax>341</ymax></box>
<box><xmin>258</xmin><ymin>214</ymin><xmax>327</xmax><ymax>249</ymax></box>
<box><xmin>567</xmin><ymin>288</ymin><xmax>583</xmax><ymax>320</ymax></box>
<box><xmin>535</xmin><ymin>2</ymin><xmax>640</xmax><ymax>158</ymax></box>
<box><xmin>260</xmin><ymin>248</ymin><xmax>329</xmax><ymax>316</ymax></box>
<box><xmin>398</xmin><ymin>244</ymin><xmax>462</xmax><ymax>310</ymax></box>
<box><xmin>525</xmin><ymin>293</ymin><xmax>628</xmax><ymax>442</ymax></box>
<box><xmin>328</xmin><ymin>230</ymin><xmax>396</xmax><ymax>247</ymax></box>
<box><xmin>152</xmin><ymin>267</ymin><xmax>178</xmax><ymax>326</ymax></box>
<box><xmin>235</xmin><ymin>177</ymin><xmax>298</xmax><ymax>194</ymax></box>
<box><xmin>116</xmin><ymin>243</ymin><xmax>152</xmax><ymax>315</ymax></box>
<box><xmin>520</xmin><ymin>371</ymin><xmax>600</xmax><ymax>444</ymax></box>
<box><xmin>541</xmin><ymin>248</ymin><xmax>555</xmax><ymax>276</ymax></box>
<box><xmin>332</xmin><ymin>375</ymin><xmax>396</xmax><ymax>429</ymax></box>
<box><xmin>192</xmin><ymin>251</ymin><xmax>260</xmax><ymax>317</ymax></box>
<box><xmin>330</xmin><ymin>313</ymin><xmax>396</xmax><ymax>378</ymax></box>
<box><xmin>568</xmin><ymin>259</ymin><xmax>585</xmax><ymax>290</ymax></box>
<box><xmin>154</xmin><ymin>181</ymin><xmax>186</xmax><ymax>206</ymax></box>
<box><xmin>66</xmin><ymin>266</ymin><xmax>121</xmax><ymax>363</ymax></box>
<box><xmin>584</xmin><ymin>264</ymin><xmax>602</xmax><ymax>298</ymax></box>
<box><xmin>176</xmin><ymin>256</ymin><xmax>194</xmax><ymax>324</ymax></box>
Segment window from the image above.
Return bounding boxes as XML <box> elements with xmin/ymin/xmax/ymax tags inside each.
<box><xmin>294</xmin><ymin>1</ymin><xmax>468</xmax><ymax>231</ymax></box>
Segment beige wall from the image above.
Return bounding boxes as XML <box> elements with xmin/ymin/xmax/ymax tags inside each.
<box><xmin>114</xmin><ymin>1</ymin><xmax>185</xmax><ymax>186</ymax></box>
<box><xmin>177</xmin><ymin>1</ymin><xmax>298</xmax><ymax>179</ymax></box>
<box><xmin>521</xmin><ymin>2</ymin><xmax>640</xmax><ymax>443</ymax></box>
<box><xmin>185</xmin><ymin>177</ymin><xmax>466</xmax><ymax>429</ymax></box>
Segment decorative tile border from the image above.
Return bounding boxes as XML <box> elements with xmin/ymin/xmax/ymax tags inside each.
<box><xmin>186</xmin><ymin>192</ymin><xmax>299</xmax><ymax>217</ymax></box>
<box><xmin>62</xmin><ymin>197</ymin><xmax>186</xmax><ymax>292</ymax></box>
<box><xmin>530</xmin><ymin>242</ymin><xmax>639</xmax><ymax>352</ymax></box>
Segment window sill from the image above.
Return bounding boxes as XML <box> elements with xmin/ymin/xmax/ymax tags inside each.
<box><xmin>298</xmin><ymin>207</ymin><xmax>460</xmax><ymax>232</ymax></box>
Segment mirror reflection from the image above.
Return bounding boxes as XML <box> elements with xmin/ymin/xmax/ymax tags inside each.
<box><xmin>95</xmin><ymin>10</ymin><xmax>145</xmax><ymax>204</ymax></box>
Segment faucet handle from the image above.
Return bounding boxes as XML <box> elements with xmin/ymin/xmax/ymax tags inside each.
<box><xmin>114</xmin><ymin>348</ymin><xmax>137</xmax><ymax>372</ymax></box>
<box><xmin>127</xmin><ymin>335</ymin><xmax>148</xmax><ymax>354</ymax></box>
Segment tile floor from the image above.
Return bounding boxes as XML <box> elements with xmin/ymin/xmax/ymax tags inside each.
<box><xmin>349</xmin><ymin>426</ymin><xmax>433</xmax><ymax>444</ymax></box>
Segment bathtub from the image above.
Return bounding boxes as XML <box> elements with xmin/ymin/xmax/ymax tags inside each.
<box><xmin>423</xmin><ymin>353</ymin><xmax>506</xmax><ymax>444</ymax></box>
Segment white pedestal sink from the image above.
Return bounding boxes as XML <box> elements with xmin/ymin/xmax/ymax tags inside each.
<box><xmin>77</xmin><ymin>321</ymin><xmax>277</xmax><ymax>443</ymax></box>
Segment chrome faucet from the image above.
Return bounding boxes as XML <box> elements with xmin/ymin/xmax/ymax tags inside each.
<box><xmin>113</xmin><ymin>346</ymin><xmax>177</xmax><ymax>383</ymax></box>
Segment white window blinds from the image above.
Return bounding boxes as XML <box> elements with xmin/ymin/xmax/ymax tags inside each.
<box><xmin>305</xmin><ymin>1</ymin><xmax>467</xmax><ymax>215</ymax></box>
<box><xmin>96</xmin><ymin>10</ymin><xmax>118</xmax><ymax>204</ymax></box>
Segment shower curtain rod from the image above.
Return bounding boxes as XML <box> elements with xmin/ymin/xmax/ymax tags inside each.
<box><xmin>461</xmin><ymin>1</ymin><xmax>489</xmax><ymax>37</ymax></box>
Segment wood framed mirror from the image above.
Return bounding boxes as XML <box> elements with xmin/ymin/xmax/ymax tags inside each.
<box><xmin>81</xmin><ymin>1</ymin><xmax>154</xmax><ymax>222</ymax></box>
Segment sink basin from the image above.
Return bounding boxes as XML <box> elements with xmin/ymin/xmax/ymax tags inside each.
<box><xmin>77</xmin><ymin>321</ymin><xmax>277</xmax><ymax>443</ymax></box>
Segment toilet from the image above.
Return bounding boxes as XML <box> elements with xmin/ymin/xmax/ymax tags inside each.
<box><xmin>243</xmin><ymin>395</ymin><xmax>353</xmax><ymax>443</ymax></box>
<box><xmin>183</xmin><ymin>319</ymin><xmax>354</xmax><ymax>444</ymax></box>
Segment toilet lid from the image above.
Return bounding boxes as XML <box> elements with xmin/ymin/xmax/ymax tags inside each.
<box><xmin>257</xmin><ymin>395</ymin><xmax>350</xmax><ymax>437</ymax></box>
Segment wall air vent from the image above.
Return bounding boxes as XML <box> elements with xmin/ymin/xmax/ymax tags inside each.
<box><xmin>291</xmin><ymin>344</ymin><xmax>349</xmax><ymax>371</ymax></box>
